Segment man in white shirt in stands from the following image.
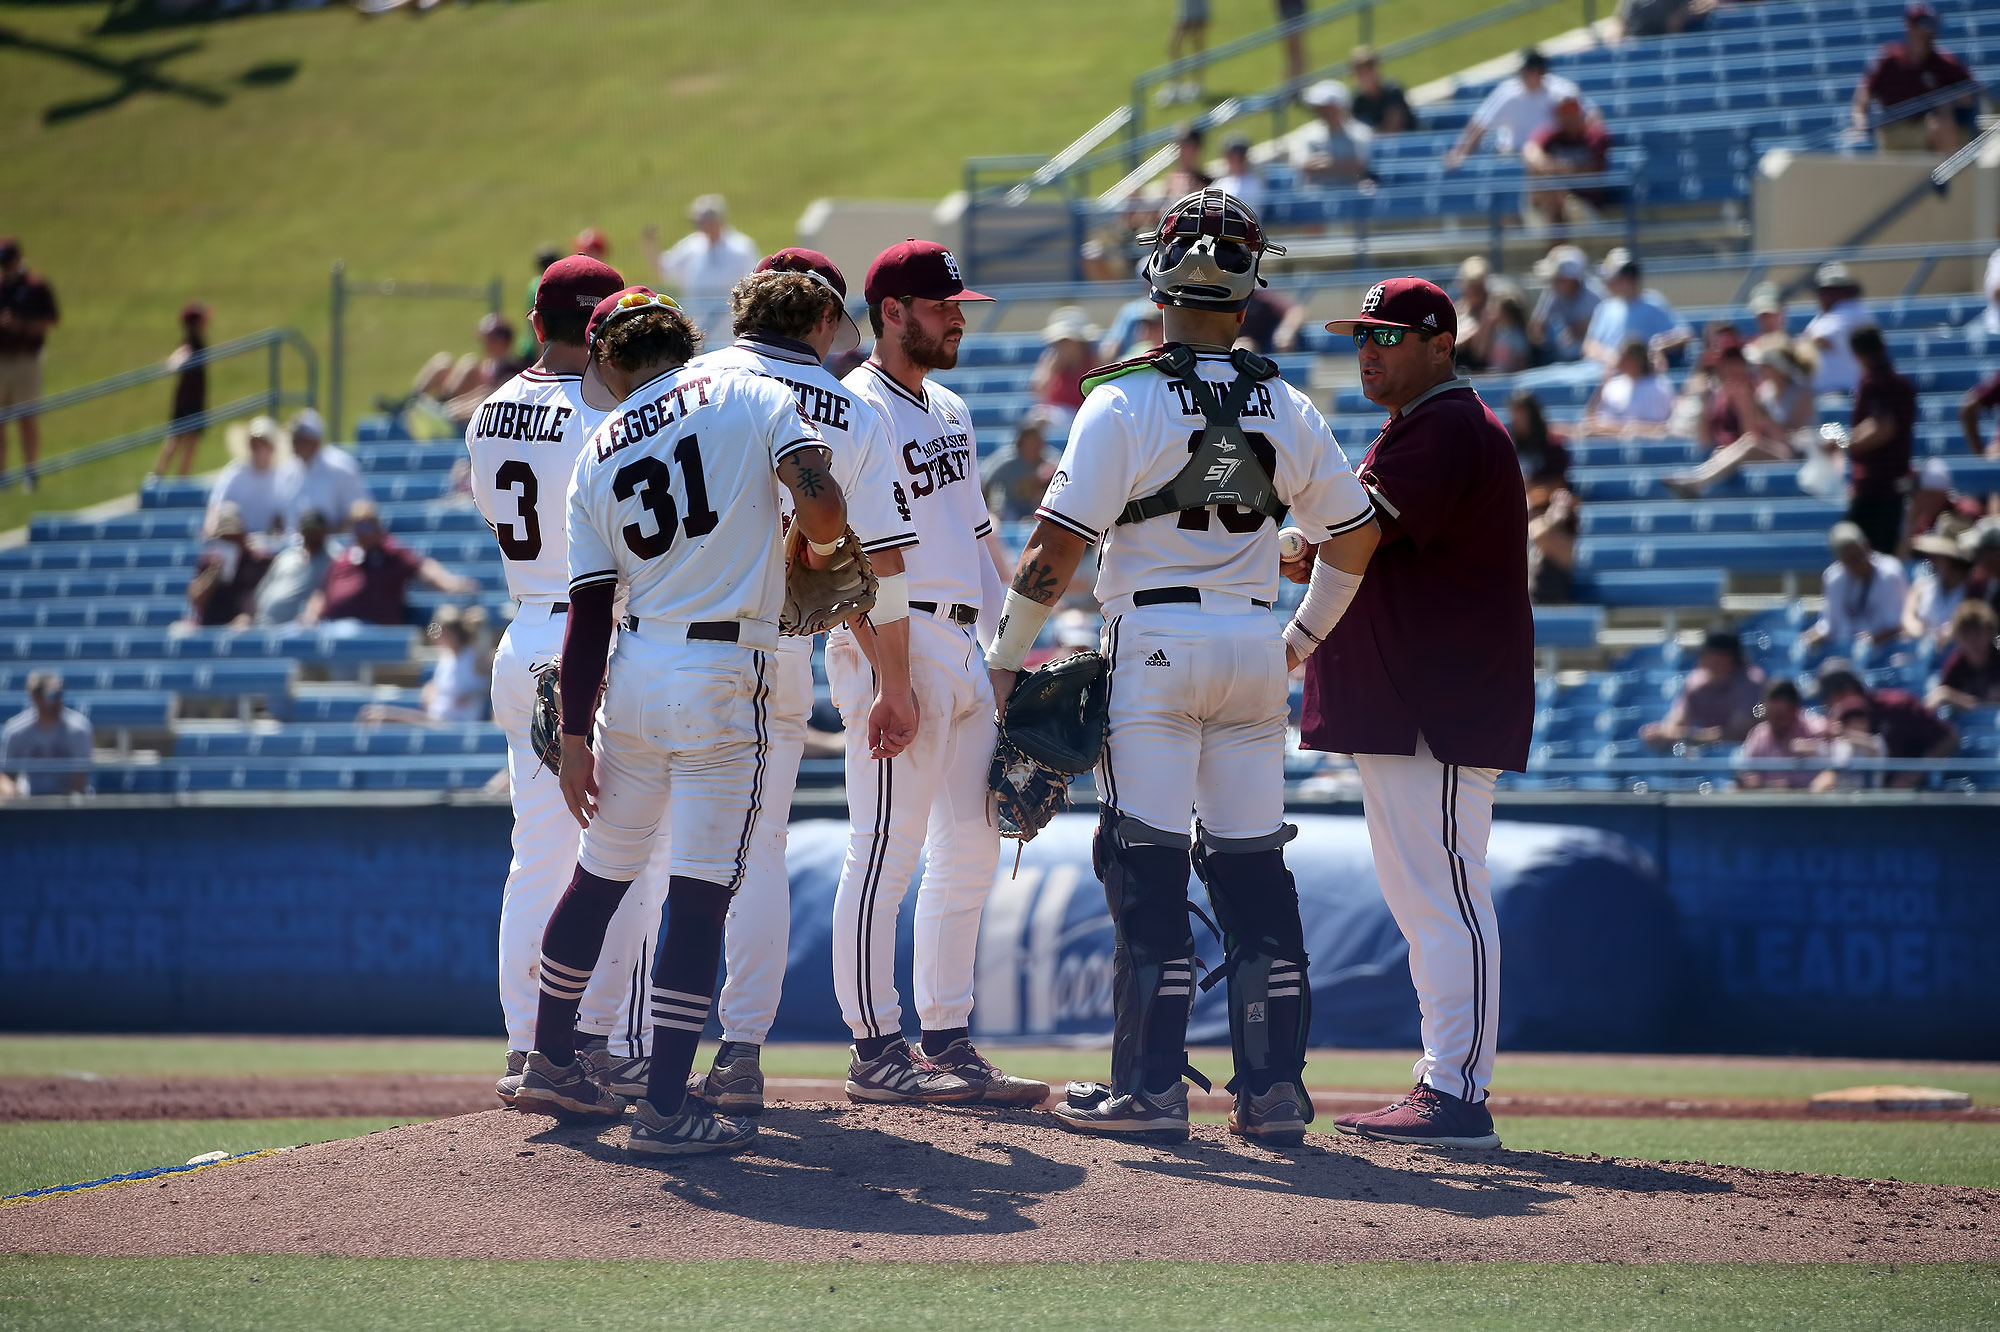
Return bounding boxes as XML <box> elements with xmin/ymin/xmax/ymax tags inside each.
<box><xmin>1445</xmin><ymin>48</ymin><xmax>1584</xmax><ymax>167</ymax></box>
<box><xmin>1294</xmin><ymin>80</ymin><xmax>1374</xmax><ymax>184</ymax></box>
<box><xmin>1580</xmin><ymin>338</ymin><xmax>1675</xmax><ymax>436</ymax></box>
<box><xmin>273</xmin><ymin>408</ymin><xmax>365</xmax><ymax>535</ymax></box>
<box><xmin>207</xmin><ymin>415</ymin><xmax>285</xmax><ymax>537</ymax></box>
<box><xmin>1213</xmin><ymin>134</ymin><xmax>1267</xmax><ymax>213</ymax></box>
<box><xmin>1805</xmin><ymin>520</ymin><xmax>1910</xmax><ymax>653</ymax></box>
<box><xmin>648</xmin><ymin>194</ymin><xmax>759</xmax><ymax>345</ymax></box>
<box><xmin>1802</xmin><ymin>263</ymin><xmax>1876</xmax><ymax>396</ymax></box>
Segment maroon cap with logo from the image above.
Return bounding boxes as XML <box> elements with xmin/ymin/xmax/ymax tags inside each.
<box><xmin>863</xmin><ymin>240</ymin><xmax>993</xmax><ymax>307</ymax></box>
<box><xmin>580</xmin><ymin>286</ymin><xmax>684</xmax><ymax>411</ymax></box>
<box><xmin>1324</xmin><ymin>276</ymin><xmax>1457</xmax><ymax>340</ymax></box>
<box><xmin>757</xmin><ymin>248</ymin><xmax>863</xmax><ymax>354</ymax></box>
<box><xmin>535</xmin><ymin>254</ymin><xmax>625</xmax><ymax>323</ymax></box>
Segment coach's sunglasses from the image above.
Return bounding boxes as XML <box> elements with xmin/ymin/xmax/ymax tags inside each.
<box><xmin>1352</xmin><ymin>327</ymin><xmax>1419</xmax><ymax>348</ymax></box>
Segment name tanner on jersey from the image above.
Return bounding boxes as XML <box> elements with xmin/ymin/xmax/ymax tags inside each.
<box><xmin>474</xmin><ymin>399</ymin><xmax>577</xmax><ymax>444</ymax></box>
<box><xmin>1165</xmin><ymin>379</ymin><xmax>1279</xmax><ymax>421</ymax></box>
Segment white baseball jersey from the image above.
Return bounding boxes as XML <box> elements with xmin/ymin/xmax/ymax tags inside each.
<box><xmin>1035</xmin><ymin>352</ymin><xmax>1373</xmax><ymax>605</ymax></box>
<box><xmin>567</xmin><ymin>365</ymin><xmax>824</xmax><ymax>625</ymax></box>
<box><xmin>466</xmin><ymin>369</ymin><xmax>603</xmax><ymax>604</ymax></box>
<box><xmin>845</xmin><ymin>361</ymin><xmax>991</xmax><ymax>610</ymax></box>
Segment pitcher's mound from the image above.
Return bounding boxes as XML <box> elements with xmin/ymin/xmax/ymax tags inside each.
<box><xmin>3</xmin><ymin>1104</ymin><xmax>1995</xmax><ymax>1263</ymax></box>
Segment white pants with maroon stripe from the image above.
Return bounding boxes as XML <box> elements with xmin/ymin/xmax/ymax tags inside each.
<box><xmin>827</xmin><ymin>611</ymin><xmax>1001</xmax><ymax>1040</ymax></box>
<box><xmin>1353</xmin><ymin>734</ymin><xmax>1501</xmax><ymax>1103</ymax></box>
<box><xmin>713</xmin><ymin>644</ymin><xmax>813</xmax><ymax>1045</ymax></box>
<box><xmin>491</xmin><ymin>606</ymin><xmax>665</xmax><ymax>1059</ymax></box>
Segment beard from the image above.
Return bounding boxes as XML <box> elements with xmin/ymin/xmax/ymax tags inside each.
<box><xmin>900</xmin><ymin>317</ymin><xmax>959</xmax><ymax>371</ymax></box>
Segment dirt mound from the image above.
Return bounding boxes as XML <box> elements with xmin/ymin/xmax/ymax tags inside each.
<box><xmin>4</xmin><ymin>1104</ymin><xmax>1995</xmax><ymax>1263</ymax></box>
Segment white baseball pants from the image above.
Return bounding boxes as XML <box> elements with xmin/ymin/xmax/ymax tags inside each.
<box><xmin>491</xmin><ymin>607</ymin><xmax>664</xmax><ymax>1059</ymax></box>
<box><xmin>713</xmin><ymin>642</ymin><xmax>813</xmax><ymax>1045</ymax></box>
<box><xmin>827</xmin><ymin>611</ymin><xmax>1001</xmax><ymax>1039</ymax></box>
<box><xmin>1096</xmin><ymin>603</ymin><xmax>1290</xmax><ymax>841</ymax></box>
<box><xmin>1353</xmin><ymin>735</ymin><xmax>1502</xmax><ymax>1103</ymax></box>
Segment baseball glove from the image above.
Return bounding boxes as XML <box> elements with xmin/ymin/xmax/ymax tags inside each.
<box><xmin>780</xmin><ymin>521</ymin><xmax>878</xmax><ymax>636</ymax></box>
<box><xmin>530</xmin><ymin>658</ymin><xmax>565</xmax><ymax>776</ymax></box>
<box><xmin>989</xmin><ymin>650</ymin><xmax>1111</xmax><ymax>842</ymax></box>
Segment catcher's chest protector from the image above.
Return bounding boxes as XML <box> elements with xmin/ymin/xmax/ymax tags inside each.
<box><xmin>1113</xmin><ymin>344</ymin><xmax>1289</xmax><ymax>528</ymax></box>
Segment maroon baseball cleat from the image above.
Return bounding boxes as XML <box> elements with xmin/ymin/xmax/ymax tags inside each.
<box><xmin>1344</xmin><ymin>1083</ymin><xmax>1499</xmax><ymax>1148</ymax></box>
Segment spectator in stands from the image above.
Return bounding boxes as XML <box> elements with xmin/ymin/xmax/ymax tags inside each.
<box><xmin>1445</xmin><ymin>48</ymin><xmax>1584</xmax><ymax>168</ymax></box>
<box><xmin>1852</xmin><ymin>2</ymin><xmax>1979</xmax><ymax>155</ymax></box>
<box><xmin>1802</xmin><ymin>263</ymin><xmax>1874</xmax><ymax>395</ymax></box>
<box><xmin>1295</xmin><ymin>80</ymin><xmax>1374</xmax><ymax>185</ymax></box>
<box><xmin>1814</xmin><ymin>659</ymin><xmax>1958</xmax><ymax>789</ymax></box>
<box><xmin>1930</xmin><ymin>598</ymin><xmax>2000</xmax><ymax>709</ymax></box>
<box><xmin>304</xmin><ymin>499</ymin><xmax>476</xmax><ymax>627</ymax></box>
<box><xmin>1528</xmin><ymin>244</ymin><xmax>1601</xmax><ymax>364</ymax></box>
<box><xmin>425</xmin><ymin>604</ymin><xmax>492</xmax><ymax>722</ymax></box>
<box><xmin>1349</xmin><ymin>46</ymin><xmax>1415</xmax><ymax>133</ymax></box>
<box><xmin>1508</xmin><ymin>388</ymin><xmax>1570</xmax><ymax>487</ymax></box>
<box><xmin>1100</xmin><ymin>290</ymin><xmax>1165</xmax><ymax>362</ymax></box>
<box><xmin>647</xmin><ymin>194</ymin><xmax>758</xmax><ymax>343</ymax></box>
<box><xmin>1484</xmin><ymin>292</ymin><xmax>1533</xmax><ymax>373</ymax></box>
<box><xmin>1965</xmin><ymin>520</ymin><xmax>2000</xmax><ymax>618</ymax></box>
<box><xmin>207</xmin><ymin>415</ymin><xmax>284</xmax><ymax>539</ymax></box>
<box><xmin>1583</xmin><ymin>250</ymin><xmax>1689</xmax><ymax>368</ymax></box>
<box><xmin>1957</xmin><ymin>366</ymin><xmax>2000</xmax><ymax>460</ymax></box>
<box><xmin>1163</xmin><ymin>124</ymin><xmax>1215</xmax><ymax>199</ymax></box>
<box><xmin>1981</xmin><ymin>238</ymin><xmax>2000</xmax><ymax>337</ymax></box>
<box><xmin>1747</xmin><ymin>281</ymin><xmax>1789</xmax><ymax>348</ymax></box>
<box><xmin>1523</xmin><ymin>94</ymin><xmax>1614</xmax><ymax>229</ymax></box>
<box><xmin>0</xmin><ymin>672</ymin><xmax>91</xmax><ymax>798</ymax></box>
<box><xmin>1452</xmin><ymin>256</ymin><xmax>1498</xmax><ymax>371</ymax></box>
<box><xmin>517</xmin><ymin>246</ymin><xmax>562</xmax><ymax>363</ymax></box>
<box><xmin>255</xmin><ymin>508</ymin><xmax>336</xmax><ymax>626</ymax></box>
<box><xmin>1526</xmin><ymin>482</ymin><xmax>1579</xmax><ymax>605</ymax></box>
<box><xmin>1213</xmin><ymin>135</ymin><xmax>1266</xmax><ymax>213</ymax></box>
<box><xmin>1664</xmin><ymin>341</ymin><xmax>1818</xmax><ymax>497</ymax></box>
<box><xmin>1844</xmin><ymin>325</ymin><xmax>1918</xmax><ymax>555</ymax></box>
<box><xmin>1158</xmin><ymin>0</ymin><xmax>1208</xmax><ymax>107</ymax></box>
<box><xmin>1581</xmin><ymin>337</ymin><xmax>1675</xmax><ymax>437</ymax></box>
<box><xmin>0</xmin><ymin>237</ymin><xmax>59</xmax><ymax>492</ymax></box>
<box><xmin>574</xmin><ymin>228</ymin><xmax>610</xmax><ymax>262</ymax></box>
<box><xmin>1735</xmin><ymin>679</ymin><xmax>1834</xmax><ymax>791</ymax></box>
<box><xmin>1904</xmin><ymin>529</ymin><xmax>1973</xmax><ymax>649</ymax></box>
<box><xmin>1641</xmin><ymin>628</ymin><xmax>1766</xmax><ymax>749</ymax></box>
<box><xmin>155</xmin><ymin>301</ymin><xmax>209</xmax><ymax>479</ymax></box>
<box><xmin>185</xmin><ymin>502</ymin><xmax>270</xmax><ymax>629</ymax></box>
<box><xmin>1806</xmin><ymin>520</ymin><xmax>1911</xmax><ymax>653</ymax></box>
<box><xmin>412</xmin><ymin>313</ymin><xmax>522</xmax><ymax>428</ymax></box>
<box><xmin>1236</xmin><ymin>284</ymin><xmax>1307</xmax><ymax>356</ymax></box>
<box><xmin>275</xmin><ymin>409</ymin><xmax>364</xmax><ymax>536</ymax></box>
<box><xmin>982</xmin><ymin>409</ymin><xmax>1056</xmax><ymax>523</ymax></box>
<box><xmin>1617</xmin><ymin>0</ymin><xmax>1713</xmax><ymax>40</ymax></box>
<box><xmin>1031</xmin><ymin>307</ymin><xmax>1098</xmax><ymax>435</ymax></box>
<box><xmin>1275</xmin><ymin>0</ymin><xmax>1308</xmax><ymax>89</ymax></box>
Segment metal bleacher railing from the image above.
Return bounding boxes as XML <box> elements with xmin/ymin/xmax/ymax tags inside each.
<box><xmin>326</xmin><ymin>261</ymin><xmax>504</xmax><ymax>444</ymax></box>
<box><xmin>0</xmin><ymin>328</ymin><xmax>317</xmax><ymax>491</ymax></box>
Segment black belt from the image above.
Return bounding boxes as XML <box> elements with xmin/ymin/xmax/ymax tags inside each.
<box><xmin>621</xmin><ymin>616</ymin><xmax>742</xmax><ymax>642</ymax></box>
<box><xmin>1133</xmin><ymin>586</ymin><xmax>1271</xmax><ymax>610</ymax></box>
<box><xmin>551</xmin><ymin>601</ymin><xmax>568</xmax><ymax>615</ymax></box>
<box><xmin>910</xmin><ymin>600</ymin><xmax>979</xmax><ymax>625</ymax></box>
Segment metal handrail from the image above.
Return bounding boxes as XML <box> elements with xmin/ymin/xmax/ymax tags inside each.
<box><xmin>327</xmin><ymin>262</ymin><xmax>504</xmax><ymax>444</ymax></box>
<box><xmin>0</xmin><ymin>328</ymin><xmax>316</xmax><ymax>490</ymax></box>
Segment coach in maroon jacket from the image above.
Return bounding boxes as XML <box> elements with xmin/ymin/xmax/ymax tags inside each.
<box><xmin>1294</xmin><ymin>277</ymin><xmax>1533</xmax><ymax>1149</ymax></box>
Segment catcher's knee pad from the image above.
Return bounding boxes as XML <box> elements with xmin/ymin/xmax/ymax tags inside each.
<box><xmin>1193</xmin><ymin>826</ymin><xmax>1312</xmax><ymax>1107</ymax></box>
<box><xmin>1095</xmin><ymin>811</ymin><xmax>1200</xmax><ymax>1095</ymax></box>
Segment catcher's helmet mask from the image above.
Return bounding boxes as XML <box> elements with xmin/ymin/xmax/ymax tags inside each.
<box><xmin>1138</xmin><ymin>189</ymin><xmax>1285</xmax><ymax>314</ymax></box>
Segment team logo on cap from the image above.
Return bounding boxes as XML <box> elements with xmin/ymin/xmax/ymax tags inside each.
<box><xmin>942</xmin><ymin>250</ymin><xmax>964</xmax><ymax>282</ymax></box>
<box><xmin>1361</xmin><ymin>282</ymin><xmax>1387</xmax><ymax>314</ymax></box>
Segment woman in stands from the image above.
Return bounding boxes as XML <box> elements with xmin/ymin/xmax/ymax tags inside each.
<box><xmin>423</xmin><ymin>604</ymin><xmax>492</xmax><ymax>723</ymax></box>
<box><xmin>1664</xmin><ymin>340</ymin><xmax>1817</xmax><ymax>499</ymax></box>
<box><xmin>154</xmin><ymin>301</ymin><xmax>208</xmax><ymax>479</ymax></box>
<box><xmin>1508</xmin><ymin>388</ymin><xmax>1570</xmax><ymax>488</ymax></box>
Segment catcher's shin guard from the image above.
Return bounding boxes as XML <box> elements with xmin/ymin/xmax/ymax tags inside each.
<box><xmin>1192</xmin><ymin>825</ymin><xmax>1312</xmax><ymax>1113</ymax></box>
<box><xmin>1094</xmin><ymin>811</ymin><xmax>1204</xmax><ymax>1098</ymax></box>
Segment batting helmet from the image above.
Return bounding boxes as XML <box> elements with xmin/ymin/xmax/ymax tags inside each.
<box><xmin>1137</xmin><ymin>188</ymin><xmax>1285</xmax><ymax>314</ymax></box>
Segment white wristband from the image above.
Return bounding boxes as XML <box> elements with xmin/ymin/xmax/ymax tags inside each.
<box><xmin>869</xmin><ymin>571</ymin><xmax>909</xmax><ymax>626</ymax></box>
<box><xmin>1284</xmin><ymin>561</ymin><xmax>1363</xmax><ymax>660</ymax></box>
<box><xmin>807</xmin><ymin>534</ymin><xmax>842</xmax><ymax>557</ymax></box>
<box><xmin>984</xmin><ymin>588</ymin><xmax>1054</xmax><ymax>673</ymax></box>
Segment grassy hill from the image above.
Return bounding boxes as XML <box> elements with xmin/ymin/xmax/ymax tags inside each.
<box><xmin>0</xmin><ymin>0</ymin><xmax>1576</xmax><ymax>530</ymax></box>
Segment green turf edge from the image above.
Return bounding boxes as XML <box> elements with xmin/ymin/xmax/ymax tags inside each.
<box><xmin>0</xmin><ymin>1119</ymin><xmax>422</xmax><ymax>1199</ymax></box>
<box><xmin>1</xmin><ymin>1258</ymin><xmax>1997</xmax><ymax>1332</ymax></box>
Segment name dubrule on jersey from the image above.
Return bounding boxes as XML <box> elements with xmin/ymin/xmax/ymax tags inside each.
<box><xmin>566</xmin><ymin>364</ymin><xmax>824</xmax><ymax>628</ymax></box>
<box><xmin>466</xmin><ymin>368</ymin><xmax>602</xmax><ymax>605</ymax></box>
<box><xmin>846</xmin><ymin>362</ymin><xmax>992</xmax><ymax>609</ymax></box>
<box><xmin>1036</xmin><ymin>348</ymin><xmax>1373</xmax><ymax>609</ymax></box>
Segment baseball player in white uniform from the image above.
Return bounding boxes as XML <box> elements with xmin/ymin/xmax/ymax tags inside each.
<box><xmin>468</xmin><ymin>255</ymin><xmax>670</xmax><ymax>1104</ymax></box>
<box><xmin>827</xmin><ymin>240</ymin><xmax>1047</xmax><ymax>1107</ymax></box>
<box><xmin>512</xmin><ymin>287</ymin><xmax>852</xmax><ymax>1156</ymax></box>
<box><xmin>985</xmin><ymin>191</ymin><xmax>1379</xmax><ymax>1143</ymax></box>
<box><xmin>681</xmin><ymin>251</ymin><xmax>920</xmax><ymax>1113</ymax></box>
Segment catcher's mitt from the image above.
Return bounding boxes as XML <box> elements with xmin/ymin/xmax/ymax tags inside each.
<box><xmin>989</xmin><ymin>650</ymin><xmax>1110</xmax><ymax>842</ymax></box>
<box><xmin>530</xmin><ymin>657</ymin><xmax>564</xmax><ymax>776</ymax></box>
<box><xmin>780</xmin><ymin>521</ymin><xmax>878</xmax><ymax>636</ymax></box>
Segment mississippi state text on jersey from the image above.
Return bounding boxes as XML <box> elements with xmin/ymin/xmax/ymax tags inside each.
<box><xmin>845</xmin><ymin>360</ymin><xmax>990</xmax><ymax>610</ymax></box>
<box><xmin>466</xmin><ymin>369</ymin><xmax>603</xmax><ymax>603</ymax></box>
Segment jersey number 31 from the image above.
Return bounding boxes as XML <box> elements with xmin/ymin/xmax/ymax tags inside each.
<box><xmin>613</xmin><ymin>435</ymin><xmax>719</xmax><ymax>559</ymax></box>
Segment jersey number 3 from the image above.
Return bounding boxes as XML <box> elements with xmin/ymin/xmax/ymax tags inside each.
<box><xmin>494</xmin><ymin>460</ymin><xmax>541</xmax><ymax>560</ymax></box>
<box><xmin>1176</xmin><ymin>430</ymin><xmax>1278</xmax><ymax>533</ymax></box>
<box><xmin>613</xmin><ymin>435</ymin><xmax>720</xmax><ymax>559</ymax></box>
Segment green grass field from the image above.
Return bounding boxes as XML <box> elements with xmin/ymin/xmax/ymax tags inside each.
<box><xmin>0</xmin><ymin>0</ymin><xmax>1580</xmax><ymax>529</ymax></box>
<box><xmin>2</xmin><ymin>1258</ymin><xmax>1996</xmax><ymax>1331</ymax></box>
<box><xmin>0</xmin><ymin>1118</ymin><xmax>423</xmax><ymax>1199</ymax></box>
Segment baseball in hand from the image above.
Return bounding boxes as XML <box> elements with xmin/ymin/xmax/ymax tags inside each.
<box><xmin>1277</xmin><ymin>527</ymin><xmax>1309</xmax><ymax>562</ymax></box>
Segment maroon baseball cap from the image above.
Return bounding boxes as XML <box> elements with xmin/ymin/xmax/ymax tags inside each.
<box><xmin>1325</xmin><ymin>276</ymin><xmax>1457</xmax><ymax>340</ymax></box>
<box><xmin>757</xmin><ymin>248</ymin><xmax>862</xmax><ymax>354</ymax></box>
<box><xmin>535</xmin><ymin>254</ymin><xmax>625</xmax><ymax>324</ymax></box>
<box><xmin>863</xmin><ymin>239</ymin><xmax>992</xmax><ymax>307</ymax></box>
<box><xmin>580</xmin><ymin>286</ymin><xmax>685</xmax><ymax>410</ymax></box>
<box><xmin>1906</xmin><ymin>1</ymin><xmax>1939</xmax><ymax>28</ymax></box>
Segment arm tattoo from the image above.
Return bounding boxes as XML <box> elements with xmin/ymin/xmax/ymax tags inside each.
<box><xmin>792</xmin><ymin>463</ymin><xmax>826</xmax><ymax>498</ymax></box>
<box><xmin>1013</xmin><ymin>557</ymin><xmax>1061</xmax><ymax>604</ymax></box>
